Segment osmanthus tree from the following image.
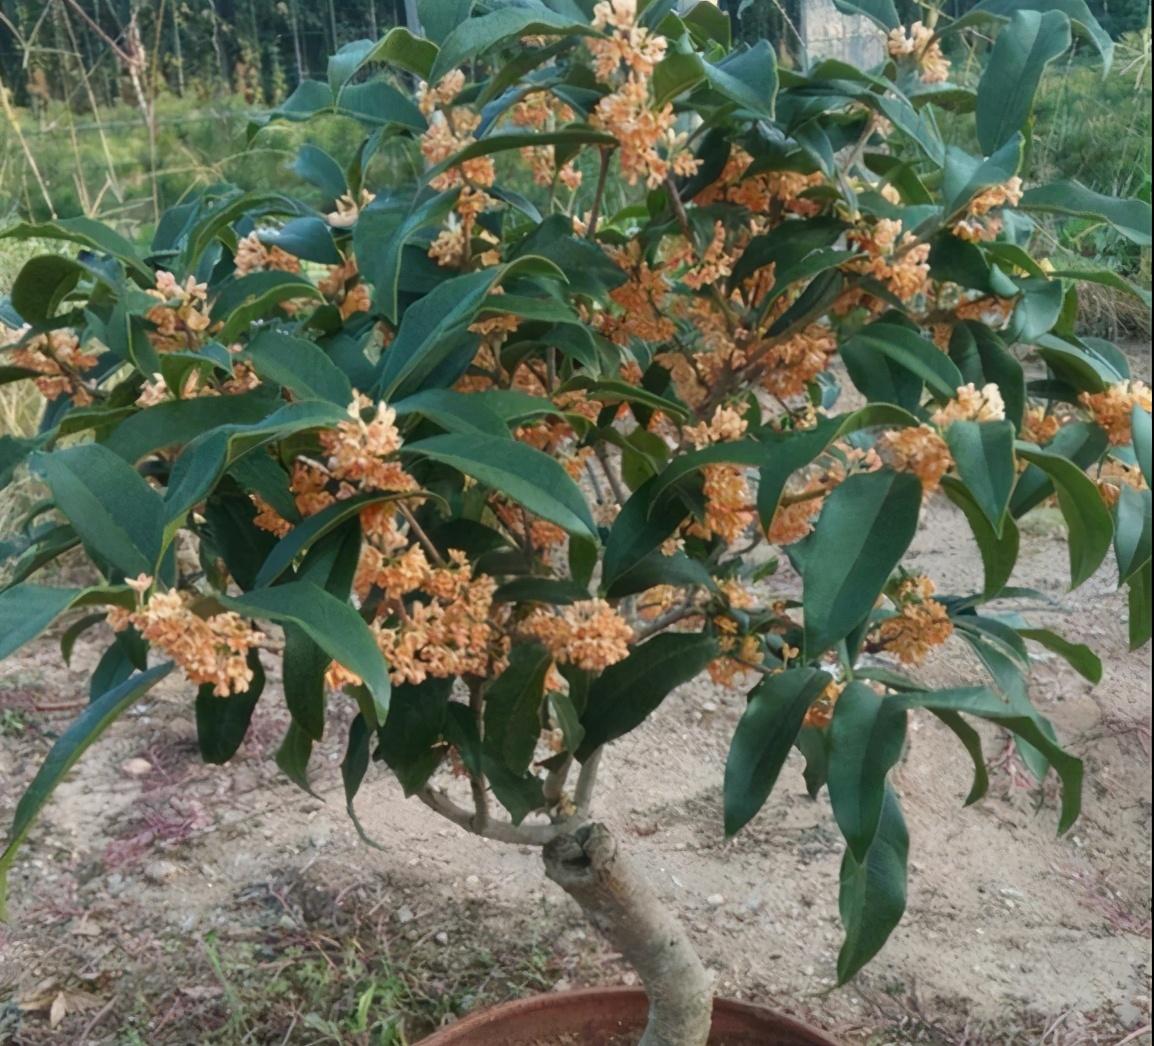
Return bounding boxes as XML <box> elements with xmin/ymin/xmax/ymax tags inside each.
<box><xmin>0</xmin><ymin>1</ymin><xmax>1151</xmax><ymax>1042</ymax></box>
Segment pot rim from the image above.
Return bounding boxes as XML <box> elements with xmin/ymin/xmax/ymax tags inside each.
<box><xmin>416</xmin><ymin>986</ymin><xmax>840</xmax><ymax>1045</ymax></box>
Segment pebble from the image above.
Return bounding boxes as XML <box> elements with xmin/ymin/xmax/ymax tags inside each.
<box><xmin>434</xmin><ymin>931</ymin><xmax>449</xmax><ymax>946</ymax></box>
<box><xmin>120</xmin><ymin>757</ymin><xmax>153</xmax><ymax>778</ymax></box>
<box><xmin>706</xmin><ymin>893</ymin><xmax>725</xmax><ymax>907</ymax></box>
<box><xmin>396</xmin><ymin>906</ymin><xmax>415</xmax><ymax>925</ymax></box>
<box><xmin>143</xmin><ymin>859</ymin><xmax>179</xmax><ymax>884</ymax></box>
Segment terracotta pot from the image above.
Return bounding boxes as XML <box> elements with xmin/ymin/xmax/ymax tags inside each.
<box><xmin>417</xmin><ymin>987</ymin><xmax>839</xmax><ymax>1045</ymax></box>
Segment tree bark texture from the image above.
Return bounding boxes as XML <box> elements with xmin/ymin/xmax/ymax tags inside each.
<box><xmin>544</xmin><ymin>823</ymin><xmax>713</xmax><ymax>1046</ymax></box>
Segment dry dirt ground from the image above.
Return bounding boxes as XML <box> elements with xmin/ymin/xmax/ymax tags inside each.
<box><xmin>1</xmin><ymin>411</ymin><xmax>1153</xmax><ymax>1043</ymax></box>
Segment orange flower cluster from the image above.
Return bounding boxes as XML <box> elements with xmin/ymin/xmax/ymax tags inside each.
<box><xmin>1079</xmin><ymin>380</ymin><xmax>1152</xmax><ymax>446</ymax></box>
<box><xmin>330</xmin><ymin>547</ymin><xmax>506</xmax><ymax>688</ymax></box>
<box><xmin>587</xmin><ymin>1</ymin><xmax>697</xmax><ymax>189</ymax></box>
<box><xmin>135</xmin><ymin>357</ymin><xmax>259</xmax><ymax>407</ymax></box>
<box><xmin>886</xmin><ymin>22</ymin><xmax>950</xmax><ymax>83</ymax></box>
<box><xmin>523</xmin><ymin>598</ymin><xmax>634</xmax><ymax>672</ymax></box>
<box><xmin>233</xmin><ymin>232</ymin><xmax>301</xmax><ymax>276</ymax></box>
<box><xmin>318</xmin><ymin>258</ymin><xmax>372</xmax><ymax>319</ymax></box>
<box><xmin>5</xmin><ymin>324</ymin><xmax>100</xmax><ymax>405</ymax></box>
<box><xmin>881</xmin><ymin>424</ymin><xmax>954</xmax><ymax>495</ymax></box>
<box><xmin>877</xmin><ymin>575</ymin><xmax>953</xmax><ymax>665</ymax></box>
<box><xmin>1022</xmin><ymin>405</ymin><xmax>1062</xmax><ymax>446</ymax></box>
<box><xmin>803</xmin><ymin>678</ymin><xmax>845</xmax><ymax>729</ymax></box>
<box><xmin>325</xmin><ymin>188</ymin><xmax>377</xmax><ymax>229</ymax></box>
<box><xmin>1097</xmin><ymin>458</ymin><xmax>1148</xmax><ymax>507</ymax></box>
<box><xmin>110</xmin><ymin>578</ymin><xmax>265</xmax><ymax>696</ymax></box>
<box><xmin>319</xmin><ymin>394</ymin><xmax>418</xmax><ymax>494</ymax></box>
<box><xmin>600</xmin><ymin>241</ymin><xmax>677</xmax><ymax>345</ymax></box>
<box><xmin>846</xmin><ymin>219</ymin><xmax>931</xmax><ymax>306</ymax></box>
<box><xmin>694</xmin><ymin>147</ymin><xmax>824</xmax><ymax>217</ymax></box>
<box><xmin>952</xmin><ymin>177</ymin><xmax>1023</xmax><ymax>243</ymax></box>
<box><xmin>145</xmin><ymin>271</ymin><xmax>212</xmax><ymax>352</ymax></box>
<box><xmin>511</xmin><ymin>93</ymin><xmax>582</xmax><ymax>191</ymax></box>
<box><xmin>932</xmin><ymin>383</ymin><xmax>1007</xmax><ymax>427</ymax></box>
<box><xmin>757</xmin><ymin>325</ymin><xmax>837</xmax><ymax>399</ymax></box>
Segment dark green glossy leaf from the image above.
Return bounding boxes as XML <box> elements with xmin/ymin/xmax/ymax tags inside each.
<box><xmin>577</xmin><ymin>633</ymin><xmax>719</xmax><ymax>759</ymax></box>
<box><xmin>803</xmin><ymin>471</ymin><xmax>922</xmax><ymax>655</ymax></box>
<box><xmin>195</xmin><ymin>652</ymin><xmax>265</xmax><ymax>763</ymax></box>
<box><xmin>724</xmin><ymin>668</ymin><xmax>831</xmax><ymax>836</ymax></box>
<box><xmin>837</xmin><ymin>784</ymin><xmax>908</xmax><ymax>984</ymax></box>
<box><xmin>828</xmin><ymin>682</ymin><xmax>908</xmax><ymax>862</ymax></box>
<box><xmin>945</xmin><ymin>421</ymin><xmax>1015</xmax><ymax>535</ymax></box>
<box><xmin>484</xmin><ymin>642</ymin><xmax>552</xmax><ymax>774</ymax></box>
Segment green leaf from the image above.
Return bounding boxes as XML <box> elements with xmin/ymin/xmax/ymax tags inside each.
<box><xmin>104</xmin><ymin>392</ymin><xmax>279</xmax><ymax>462</ymax></box>
<box><xmin>275</xmin><ymin>721</ymin><xmax>317</xmax><ymax>795</ymax></box>
<box><xmin>164</xmin><ymin>400</ymin><xmax>346</xmax><ymax>524</ymax></box>
<box><xmin>803</xmin><ymin>471</ymin><xmax>923</xmax><ymax>655</ymax></box>
<box><xmin>379</xmin><ymin>677</ymin><xmax>452</xmax><ymax>795</ymax></box>
<box><xmin>577</xmin><ymin>633</ymin><xmax>719</xmax><ymax>759</ymax></box>
<box><xmin>34</xmin><ymin>444</ymin><xmax>165</xmax><ymax>578</ymax></box>
<box><xmin>0</xmin><ymin>583</ymin><xmax>132</xmax><ymax>660</ymax></box>
<box><xmin>0</xmin><ymin>663</ymin><xmax>174</xmax><ymax>918</ymax></box>
<box><xmin>340</xmin><ymin>714</ymin><xmax>381</xmax><ymax>848</ymax></box>
<box><xmin>1011</xmin><ymin>420</ymin><xmax>1107</xmax><ymax>517</ymax></box>
<box><xmin>11</xmin><ymin>256</ymin><xmax>86</xmax><ymax>326</ymax></box>
<box><xmin>723</xmin><ymin>668</ymin><xmax>831</xmax><ymax>837</ymax></box>
<box><xmin>756</xmin><ymin>406</ymin><xmax>919</xmax><ymax>527</ymax></box>
<box><xmin>356</xmin><ymin>190</ymin><xmax>459</xmax><ymax>324</ymax></box>
<box><xmin>430</xmin><ymin>8</ymin><xmax>590</xmax><ymax>82</ymax></box>
<box><xmin>243</xmin><ymin>330</ymin><xmax>353</xmax><ymax>406</ymax></box>
<box><xmin>1113</xmin><ymin>485</ymin><xmax>1152</xmax><ymax>586</ymax></box>
<box><xmin>210</xmin><ymin>271</ymin><xmax>324</xmax><ymax>343</ymax></box>
<box><xmin>828</xmin><ymin>682</ymin><xmax>909</xmax><ymax>862</ymax></box>
<box><xmin>653</xmin><ymin>51</ymin><xmax>706</xmax><ymax>108</ymax></box>
<box><xmin>976</xmin><ymin>10</ymin><xmax>1071</xmax><ymax>155</ymax></box>
<box><xmin>1133</xmin><ymin>406</ymin><xmax>1152</xmax><ymax>488</ymax></box>
<box><xmin>1</xmin><ymin>216</ymin><xmax>152</xmax><ymax>282</ymax></box>
<box><xmin>1017</xmin><ymin>446</ymin><xmax>1113</xmax><ymax>587</ymax></box>
<box><xmin>894</xmin><ymin>687</ymin><xmax>1083</xmax><ymax>832</ymax></box>
<box><xmin>292</xmin><ymin>143</ymin><xmax>347</xmax><ymax>200</ymax></box>
<box><xmin>967</xmin><ymin>0</ymin><xmax>1113</xmax><ymax>71</ymax></box>
<box><xmin>841</xmin><ymin>324</ymin><xmax>964</xmax><ymax>402</ymax></box>
<box><xmin>837</xmin><ymin>785</ymin><xmax>908</xmax><ymax>984</ymax></box>
<box><xmin>221</xmin><ymin>582</ymin><xmax>390</xmax><ymax>720</ymax></box>
<box><xmin>930</xmin><ymin>709</ymin><xmax>989</xmax><ymax>806</ymax></box>
<box><xmin>484</xmin><ymin>642</ymin><xmax>552</xmax><ymax>774</ymax></box>
<box><xmin>1018</xmin><ymin>628</ymin><xmax>1102</xmax><ymax>684</ymax></box>
<box><xmin>1018</xmin><ymin>182</ymin><xmax>1152</xmax><ymax>247</ymax></box>
<box><xmin>944</xmin><ymin>421</ymin><xmax>1016</xmax><ymax>535</ymax></box>
<box><xmin>376</xmin><ymin>267</ymin><xmax>504</xmax><ymax>398</ymax></box>
<box><xmin>830</xmin><ymin>0</ymin><xmax>899</xmax><ymax>29</ymax></box>
<box><xmin>703</xmin><ymin>41</ymin><xmax>778</xmax><ymax>119</ymax></box>
<box><xmin>947</xmin><ymin>323</ymin><xmax>1025</xmax><ymax>431</ymax></box>
<box><xmin>1127</xmin><ymin>567</ymin><xmax>1151</xmax><ymax>650</ymax></box>
<box><xmin>393</xmin><ymin>388</ymin><xmax>510</xmax><ymax>437</ymax></box>
<box><xmin>405</xmin><ymin>433</ymin><xmax>596</xmax><ymax>539</ymax></box>
<box><xmin>547</xmin><ymin>690</ymin><xmax>586</xmax><ymax>756</ymax></box>
<box><xmin>602</xmin><ymin>474</ymin><xmax>695</xmax><ymax>593</ymax></box>
<box><xmin>253</xmin><ymin>491</ymin><xmax>416</xmax><ymax>589</ymax></box>
<box><xmin>195</xmin><ymin>653</ymin><xmax>265</xmax><ymax>763</ymax></box>
<box><xmin>364</xmin><ymin>26</ymin><xmax>439</xmax><ymax>79</ymax></box>
<box><xmin>941</xmin><ymin>476</ymin><xmax>1020</xmax><ymax>597</ymax></box>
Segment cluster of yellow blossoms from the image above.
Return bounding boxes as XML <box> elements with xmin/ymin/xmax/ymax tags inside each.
<box><xmin>952</xmin><ymin>177</ymin><xmax>1024</xmax><ymax>243</ymax></box>
<box><xmin>4</xmin><ymin>324</ymin><xmax>99</xmax><ymax>405</ymax></box>
<box><xmin>1079</xmin><ymin>380</ymin><xmax>1152</xmax><ymax>446</ymax></box>
<box><xmin>876</xmin><ymin>575</ymin><xmax>954</xmax><ymax>665</ymax></box>
<box><xmin>886</xmin><ymin>21</ymin><xmax>950</xmax><ymax>83</ymax></box>
<box><xmin>146</xmin><ymin>270</ymin><xmax>212</xmax><ymax>352</ymax></box>
<box><xmin>108</xmin><ymin>577</ymin><xmax>265</xmax><ymax>697</ymax></box>
<box><xmin>523</xmin><ymin>599</ymin><xmax>634</xmax><ymax>672</ymax></box>
<box><xmin>588</xmin><ymin>0</ymin><xmax>698</xmax><ymax>188</ymax></box>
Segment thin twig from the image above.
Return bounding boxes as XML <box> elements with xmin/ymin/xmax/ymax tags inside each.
<box><xmin>586</xmin><ymin>146</ymin><xmax>614</xmax><ymax>239</ymax></box>
<box><xmin>573</xmin><ymin>747</ymin><xmax>602</xmax><ymax>819</ymax></box>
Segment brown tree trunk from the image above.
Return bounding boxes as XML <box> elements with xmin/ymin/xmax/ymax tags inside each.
<box><xmin>544</xmin><ymin>823</ymin><xmax>713</xmax><ymax>1046</ymax></box>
